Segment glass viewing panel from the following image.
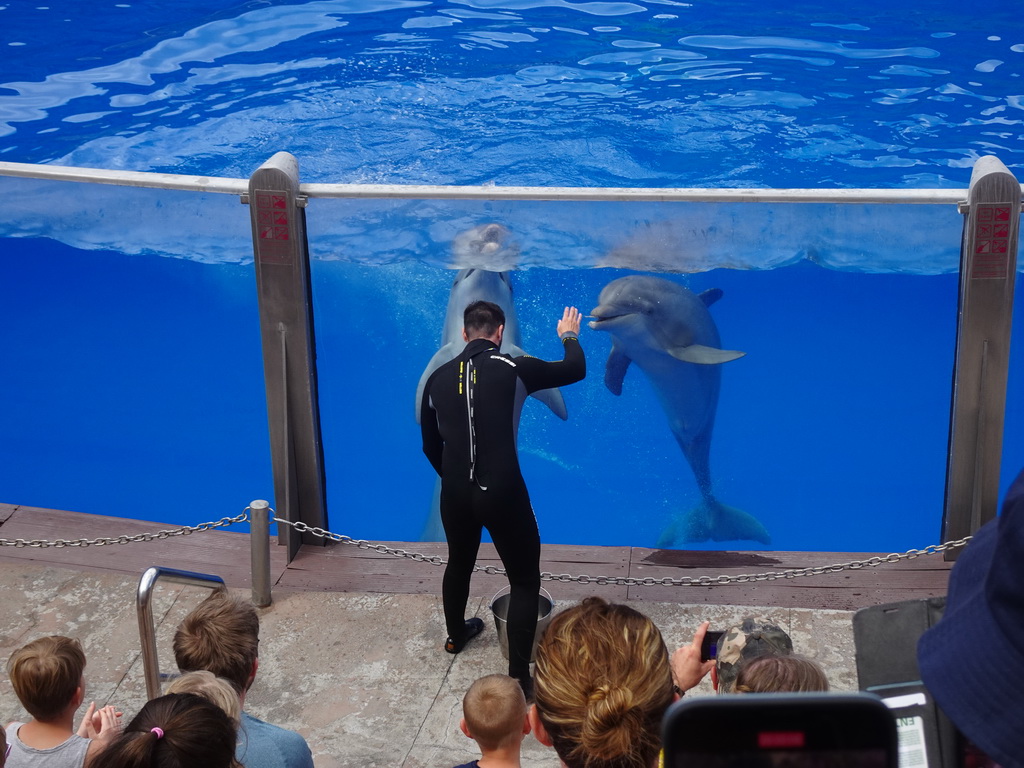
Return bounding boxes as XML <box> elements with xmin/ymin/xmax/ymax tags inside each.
<box><xmin>0</xmin><ymin>176</ymin><xmax>271</xmax><ymax>532</ymax></box>
<box><xmin>306</xmin><ymin>196</ymin><xmax>1023</xmax><ymax>552</ymax></box>
<box><xmin>2</xmin><ymin>176</ymin><xmax>1021</xmax><ymax>552</ymax></box>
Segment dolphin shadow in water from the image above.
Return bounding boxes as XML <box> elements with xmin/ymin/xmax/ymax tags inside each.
<box><xmin>589</xmin><ymin>275</ymin><xmax>770</xmax><ymax>546</ymax></box>
<box><xmin>415</xmin><ymin>225</ymin><xmax>569</xmax><ymax>540</ymax></box>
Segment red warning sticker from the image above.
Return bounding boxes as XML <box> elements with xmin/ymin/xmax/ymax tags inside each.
<box><xmin>253</xmin><ymin>189</ymin><xmax>293</xmax><ymax>264</ymax></box>
<box><xmin>971</xmin><ymin>203</ymin><xmax>1015</xmax><ymax>280</ymax></box>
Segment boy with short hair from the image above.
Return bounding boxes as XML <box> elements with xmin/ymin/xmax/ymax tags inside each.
<box><xmin>172</xmin><ymin>591</ymin><xmax>313</xmax><ymax>768</ymax></box>
<box><xmin>5</xmin><ymin>636</ymin><xmax>119</xmax><ymax>768</ymax></box>
<box><xmin>454</xmin><ymin>674</ymin><xmax>531</xmax><ymax>768</ymax></box>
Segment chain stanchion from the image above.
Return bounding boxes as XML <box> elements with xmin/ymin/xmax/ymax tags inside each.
<box><xmin>270</xmin><ymin>516</ymin><xmax>972</xmax><ymax>588</ymax></box>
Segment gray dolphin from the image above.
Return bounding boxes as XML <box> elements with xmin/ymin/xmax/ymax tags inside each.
<box><xmin>415</xmin><ymin>226</ymin><xmax>568</xmax><ymax>540</ymax></box>
<box><xmin>589</xmin><ymin>274</ymin><xmax>769</xmax><ymax>545</ymax></box>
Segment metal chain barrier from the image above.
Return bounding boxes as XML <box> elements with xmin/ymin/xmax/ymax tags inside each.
<box><xmin>0</xmin><ymin>507</ymin><xmax>970</xmax><ymax>587</ymax></box>
<box><xmin>0</xmin><ymin>511</ymin><xmax>250</xmax><ymax>549</ymax></box>
<box><xmin>273</xmin><ymin>516</ymin><xmax>972</xmax><ymax>588</ymax></box>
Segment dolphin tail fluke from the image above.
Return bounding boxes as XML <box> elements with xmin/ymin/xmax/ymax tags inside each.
<box><xmin>420</xmin><ymin>479</ymin><xmax>448</xmax><ymax>542</ymax></box>
<box><xmin>657</xmin><ymin>497</ymin><xmax>771</xmax><ymax>547</ymax></box>
<box><xmin>420</xmin><ymin>511</ymin><xmax>447</xmax><ymax>542</ymax></box>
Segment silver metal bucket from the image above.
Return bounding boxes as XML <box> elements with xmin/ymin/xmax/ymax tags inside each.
<box><xmin>490</xmin><ymin>586</ymin><xmax>554</xmax><ymax>662</ymax></box>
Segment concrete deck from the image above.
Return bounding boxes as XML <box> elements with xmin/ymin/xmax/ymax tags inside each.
<box><xmin>0</xmin><ymin>561</ymin><xmax>860</xmax><ymax>768</ymax></box>
<box><xmin>0</xmin><ymin>503</ymin><xmax>955</xmax><ymax>767</ymax></box>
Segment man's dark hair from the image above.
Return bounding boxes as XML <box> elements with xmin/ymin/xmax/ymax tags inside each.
<box><xmin>464</xmin><ymin>301</ymin><xmax>505</xmax><ymax>339</ymax></box>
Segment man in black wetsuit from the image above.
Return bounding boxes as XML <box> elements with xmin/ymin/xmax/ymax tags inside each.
<box><xmin>420</xmin><ymin>300</ymin><xmax>585</xmax><ymax>696</ymax></box>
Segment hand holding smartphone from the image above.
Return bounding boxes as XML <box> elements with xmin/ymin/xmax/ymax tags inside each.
<box><xmin>671</xmin><ymin>622</ymin><xmax>716</xmax><ymax>695</ymax></box>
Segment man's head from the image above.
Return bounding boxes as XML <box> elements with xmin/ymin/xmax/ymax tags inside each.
<box><xmin>714</xmin><ymin>617</ymin><xmax>793</xmax><ymax>694</ymax></box>
<box><xmin>463</xmin><ymin>300</ymin><xmax>505</xmax><ymax>343</ymax></box>
<box><xmin>7</xmin><ymin>636</ymin><xmax>86</xmax><ymax>721</ymax></box>
<box><xmin>460</xmin><ymin>674</ymin><xmax>529</xmax><ymax>753</ymax></box>
<box><xmin>172</xmin><ymin>591</ymin><xmax>259</xmax><ymax>696</ymax></box>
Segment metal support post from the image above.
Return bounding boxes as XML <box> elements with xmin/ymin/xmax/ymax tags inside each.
<box><xmin>250</xmin><ymin>500</ymin><xmax>272</xmax><ymax>607</ymax></box>
<box><xmin>942</xmin><ymin>156</ymin><xmax>1021</xmax><ymax>558</ymax></box>
<box><xmin>137</xmin><ymin>567</ymin><xmax>226</xmax><ymax>701</ymax></box>
<box><xmin>245</xmin><ymin>152</ymin><xmax>328</xmax><ymax>560</ymax></box>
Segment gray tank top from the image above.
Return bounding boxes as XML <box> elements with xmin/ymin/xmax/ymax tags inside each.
<box><xmin>6</xmin><ymin>723</ymin><xmax>91</xmax><ymax>768</ymax></box>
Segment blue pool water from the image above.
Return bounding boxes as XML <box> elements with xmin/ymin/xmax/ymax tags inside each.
<box><xmin>1</xmin><ymin>0</ymin><xmax>1022</xmax><ymax>551</ymax></box>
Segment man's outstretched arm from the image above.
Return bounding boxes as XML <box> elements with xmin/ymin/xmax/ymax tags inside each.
<box><xmin>517</xmin><ymin>306</ymin><xmax>586</xmax><ymax>392</ymax></box>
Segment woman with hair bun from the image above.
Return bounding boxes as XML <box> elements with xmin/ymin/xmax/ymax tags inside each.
<box><xmin>529</xmin><ymin>597</ymin><xmax>675</xmax><ymax>768</ymax></box>
<box><xmin>89</xmin><ymin>693</ymin><xmax>238</xmax><ymax>768</ymax></box>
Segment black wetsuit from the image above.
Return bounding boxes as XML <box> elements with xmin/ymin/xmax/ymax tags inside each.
<box><xmin>420</xmin><ymin>334</ymin><xmax>585</xmax><ymax>682</ymax></box>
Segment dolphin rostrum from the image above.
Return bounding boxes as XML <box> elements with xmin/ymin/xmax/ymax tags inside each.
<box><xmin>415</xmin><ymin>225</ymin><xmax>568</xmax><ymax>539</ymax></box>
<box><xmin>589</xmin><ymin>274</ymin><xmax>769</xmax><ymax>546</ymax></box>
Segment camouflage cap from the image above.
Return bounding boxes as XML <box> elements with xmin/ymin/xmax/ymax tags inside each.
<box><xmin>715</xmin><ymin>617</ymin><xmax>793</xmax><ymax>693</ymax></box>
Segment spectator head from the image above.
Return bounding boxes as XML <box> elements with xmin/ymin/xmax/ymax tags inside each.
<box><xmin>714</xmin><ymin>617</ymin><xmax>793</xmax><ymax>694</ymax></box>
<box><xmin>531</xmin><ymin>597</ymin><xmax>673</xmax><ymax>768</ymax></box>
<box><xmin>89</xmin><ymin>693</ymin><xmax>239</xmax><ymax>768</ymax></box>
<box><xmin>0</xmin><ymin>716</ymin><xmax>7</xmax><ymax>767</ymax></box>
<box><xmin>733</xmin><ymin>654</ymin><xmax>829</xmax><ymax>694</ymax></box>
<box><xmin>463</xmin><ymin>300</ymin><xmax>505</xmax><ymax>341</ymax></box>
<box><xmin>6</xmin><ymin>636</ymin><xmax>86</xmax><ymax>722</ymax></box>
<box><xmin>165</xmin><ymin>671</ymin><xmax>242</xmax><ymax>728</ymax></box>
<box><xmin>460</xmin><ymin>674</ymin><xmax>529</xmax><ymax>753</ymax></box>
<box><xmin>172</xmin><ymin>591</ymin><xmax>259</xmax><ymax>696</ymax></box>
<box><xmin>918</xmin><ymin>467</ymin><xmax>1024</xmax><ymax>768</ymax></box>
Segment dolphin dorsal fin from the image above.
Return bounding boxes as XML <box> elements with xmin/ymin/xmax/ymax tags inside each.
<box><xmin>698</xmin><ymin>288</ymin><xmax>724</xmax><ymax>307</ymax></box>
<box><xmin>669</xmin><ymin>344</ymin><xmax>746</xmax><ymax>364</ymax></box>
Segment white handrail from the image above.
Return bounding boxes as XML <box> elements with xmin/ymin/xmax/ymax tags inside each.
<box><xmin>1</xmin><ymin>159</ymin><xmax>1009</xmax><ymax>205</ymax></box>
<box><xmin>0</xmin><ymin>161</ymin><xmax>248</xmax><ymax>195</ymax></box>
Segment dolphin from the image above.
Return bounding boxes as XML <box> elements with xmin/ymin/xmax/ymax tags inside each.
<box><xmin>415</xmin><ymin>225</ymin><xmax>568</xmax><ymax>540</ymax></box>
<box><xmin>589</xmin><ymin>275</ymin><xmax>770</xmax><ymax>546</ymax></box>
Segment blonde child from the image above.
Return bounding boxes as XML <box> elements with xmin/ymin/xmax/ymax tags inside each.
<box><xmin>5</xmin><ymin>636</ymin><xmax>120</xmax><ymax>768</ymax></box>
<box><xmin>453</xmin><ymin>674</ymin><xmax>530</xmax><ymax>768</ymax></box>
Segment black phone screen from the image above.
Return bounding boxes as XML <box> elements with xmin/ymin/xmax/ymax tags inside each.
<box><xmin>668</xmin><ymin>746</ymin><xmax>890</xmax><ymax>767</ymax></box>
<box><xmin>662</xmin><ymin>694</ymin><xmax>898</xmax><ymax>768</ymax></box>
<box><xmin>700</xmin><ymin>630</ymin><xmax>725</xmax><ymax>662</ymax></box>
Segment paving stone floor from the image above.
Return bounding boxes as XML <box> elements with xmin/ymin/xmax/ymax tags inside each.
<box><xmin>0</xmin><ymin>561</ymin><xmax>861</xmax><ymax>768</ymax></box>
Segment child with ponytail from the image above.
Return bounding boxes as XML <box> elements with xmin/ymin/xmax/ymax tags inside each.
<box><xmin>89</xmin><ymin>694</ymin><xmax>237</xmax><ymax>768</ymax></box>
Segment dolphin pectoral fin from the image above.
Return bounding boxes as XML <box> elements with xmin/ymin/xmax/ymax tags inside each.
<box><xmin>504</xmin><ymin>343</ymin><xmax>528</xmax><ymax>357</ymax></box>
<box><xmin>604</xmin><ymin>344</ymin><xmax>632</xmax><ymax>396</ymax></box>
<box><xmin>415</xmin><ymin>341</ymin><xmax>464</xmax><ymax>423</ymax></box>
<box><xmin>531</xmin><ymin>388</ymin><xmax>568</xmax><ymax>420</ymax></box>
<box><xmin>667</xmin><ymin>344</ymin><xmax>746</xmax><ymax>365</ymax></box>
<box><xmin>505</xmin><ymin>343</ymin><xmax>568</xmax><ymax>419</ymax></box>
<box><xmin>657</xmin><ymin>498</ymin><xmax>770</xmax><ymax>547</ymax></box>
<box><xmin>698</xmin><ymin>288</ymin><xmax>724</xmax><ymax>307</ymax></box>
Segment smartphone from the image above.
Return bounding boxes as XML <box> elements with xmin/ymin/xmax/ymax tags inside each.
<box><xmin>662</xmin><ymin>693</ymin><xmax>898</xmax><ymax>768</ymax></box>
<box><xmin>700</xmin><ymin>630</ymin><xmax>726</xmax><ymax>662</ymax></box>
